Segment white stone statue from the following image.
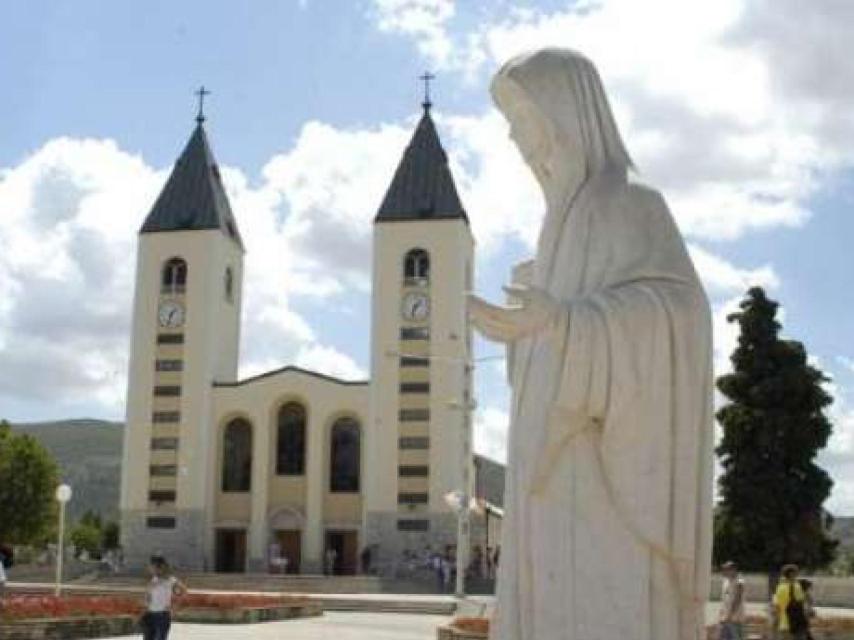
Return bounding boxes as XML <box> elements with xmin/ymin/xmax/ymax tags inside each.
<box><xmin>468</xmin><ymin>49</ymin><xmax>714</xmax><ymax>640</ymax></box>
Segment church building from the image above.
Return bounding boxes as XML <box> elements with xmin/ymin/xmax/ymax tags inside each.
<box><xmin>119</xmin><ymin>94</ymin><xmax>497</xmax><ymax>574</ymax></box>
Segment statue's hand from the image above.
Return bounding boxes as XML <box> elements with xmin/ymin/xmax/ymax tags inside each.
<box><xmin>467</xmin><ymin>285</ymin><xmax>559</xmax><ymax>343</ymax></box>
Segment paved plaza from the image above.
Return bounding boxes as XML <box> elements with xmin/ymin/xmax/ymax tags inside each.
<box><xmin>100</xmin><ymin>612</ymin><xmax>452</xmax><ymax>639</ymax></box>
<box><xmin>93</xmin><ymin>604</ymin><xmax>854</xmax><ymax>639</ymax></box>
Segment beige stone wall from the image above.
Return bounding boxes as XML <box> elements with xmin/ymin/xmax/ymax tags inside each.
<box><xmin>211</xmin><ymin>368</ymin><xmax>369</xmax><ymax>571</ymax></box>
<box><xmin>120</xmin><ymin>229</ymin><xmax>243</xmax><ymax>567</ymax></box>
<box><xmin>367</xmin><ymin>220</ymin><xmax>474</xmax><ymax>517</ymax></box>
<box><xmin>121</xmin><ymin>195</ymin><xmax>478</xmax><ymax>574</ymax></box>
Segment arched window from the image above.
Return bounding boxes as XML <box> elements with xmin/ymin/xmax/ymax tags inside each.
<box><xmin>162</xmin><ymin>258</ymin><xmax>188</xmax><ymax>293</ymax></box>
<box><xmin>330</xmin><ymin>417</ymin><xmax>360</xmax><ymax>493</ymax></box>
<box><xmin>277</xmin><ymin>402</ymin><xmax>306</xmax><ymax>475</ymax></box>
<box><xmin>222</xmin><ymin>418</ymin><xmax>252</xmax><ymax>492</ymax></box>
<box><xmin>224</xmin><ymin>267</ymin><xmax>234</xmax><ymax>303</ymax></box>
<box><xmin>403</xmin><ymin>249</ymin><xmax>430</xmax><ymax>283</ymax></box>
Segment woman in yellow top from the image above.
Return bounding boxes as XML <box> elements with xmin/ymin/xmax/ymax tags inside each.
<box><xmin>772</xmin><ymin>565</ymin><xmax>809</xmax><ymax>640</ymax></box>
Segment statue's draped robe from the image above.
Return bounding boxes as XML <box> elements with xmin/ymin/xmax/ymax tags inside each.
<box><xmin>492</xmin><ymin>173</ymin><xmax>714</xmax><ymax>640</ymax></box>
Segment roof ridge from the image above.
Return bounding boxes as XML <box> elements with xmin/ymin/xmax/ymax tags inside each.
<box><xmin>213</xmin><ymin>364</ymin><xmax>369</xmax><ymax>388</ymax></box>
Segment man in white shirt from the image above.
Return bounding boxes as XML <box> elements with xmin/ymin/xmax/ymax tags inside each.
<box><xmin>719</xmin><ymin>561</ymin><xmax>746</xmax><ymax>640</ymax></box>
<box><xmin>0</xmin><ymin>546</ymin><xmax>10</xmax><ymax>602</ymax></box>
<box><xmin>142</xmin><ymin>555</ymin><xmax>186</xmax><ymax>640</ymax></box>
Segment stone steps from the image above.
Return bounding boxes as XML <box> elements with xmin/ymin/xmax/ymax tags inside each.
<box><xmin>94</xmin><ymin>572</ymin><xmax>385</xmax><ymax>594</ymax></box>
<box><xmin>317</xmin><ymin>596</ymin><xmax>456</xmax><ymax>615</ymax></box>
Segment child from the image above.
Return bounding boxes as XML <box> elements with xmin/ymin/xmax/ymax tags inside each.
<box><xmin>140</xmin><ymin>555</ymin><xmax>186</xmax><ymax>640</ymax></box>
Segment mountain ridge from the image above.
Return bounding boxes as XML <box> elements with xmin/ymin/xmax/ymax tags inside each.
<box><xmin>10</xmin><ymin>419</ymin><xmax>123</xmax><ymax>522</ymax></box>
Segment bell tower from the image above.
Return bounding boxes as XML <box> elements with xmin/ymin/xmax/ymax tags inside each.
<box><xmin>366</xmin><ymin>93</ymin><xmax>475</xmax><ymax>572</ymax></box>
<box><xmin>119</xmin><ymin>110</ymin><xmax>245</xmax><ymax>570</ymax></box>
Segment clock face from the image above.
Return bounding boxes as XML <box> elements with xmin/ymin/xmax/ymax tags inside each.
<box><xmin>402</xmin><ymin>292</ymin><xmax>430</xmax><ymax>321</ymax></box>
<box><xmin>158</xmin><ymin>301</ymin><xmax>185</xmax><ymax>328</ymax></box>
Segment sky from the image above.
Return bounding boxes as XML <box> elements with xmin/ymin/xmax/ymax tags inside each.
<box><xmin>2</xmin><ymin>0</ymin><xmax>854</xmax><ymax>511</ymax></box>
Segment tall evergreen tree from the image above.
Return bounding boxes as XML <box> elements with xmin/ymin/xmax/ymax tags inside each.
<box><xmin>714</xmin><ymin>287</ymin><xmax>837</xmax><ymax>573</ymax></box>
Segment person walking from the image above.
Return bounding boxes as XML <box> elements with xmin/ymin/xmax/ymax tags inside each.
<box><xmin>718</xmin><ymin>561</ymin><xmax>745</xmax><ymax>640</ymax></box>
<box><xmin>0</xmin><ymin>547</ymin><xmax>7</xmax><ymax>603</ymax></box>
<box><xmin>140</xmin><ymin>555</ymin><xmax>186</xmax><ymax>640</ymax></box>
<box><xmin>360</xmin><ymin>546</ymin><xmax>372</xmax><ymax>575</ymax></box>
<box><xmin>772</xmin><ymin>564</ymin><xmax>809</xmax><ymax>640</ymax></box>
<box><xmin>799</xmin><ymin>579</ymin><xmax>817</xmax><ymax>640</ymax></box>
<box><xmin>324</xmin><ymin>547</ymin><xmax>338</xmax><ymax>576</ymax></box>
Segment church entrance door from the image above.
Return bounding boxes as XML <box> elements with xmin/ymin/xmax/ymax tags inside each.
<box><xmin>214</xmin><ymin>528</ymin><xmax>246</xmax><ymax>573</ymax></box>
<box><xmin>325</xmin><ymin>530</ymin><xmax>358</xmax><ymax>575</ymax></box>
<box><xmin>274</xmin><ymin>529</ymin><xmax>301</xmax><ymax>574</ymax></box>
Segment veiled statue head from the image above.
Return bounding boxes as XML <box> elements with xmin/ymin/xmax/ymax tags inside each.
<box><xmin>491</xmin><ymin>48</ymin><xmax>633</xmax><ymax>196</ymax></box>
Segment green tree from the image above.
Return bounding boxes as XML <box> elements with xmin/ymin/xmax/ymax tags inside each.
<box><xmin>0</xmin><ymin>420</ymin><xmax>60</xmax><ymax>544</ymax></box>
<box><xmin>69</xmin><ymin>520</ymin><xmax>102</xmax><ymax>558</ymax></box>
<box><xmin>70</xmin><ymin>510</ymin><xmax>109</xmax><ymax>558</ymax></box>
<box><xmin>714</xmin><ymin>287</ymin><xmax>837</xmax><ymax>575</ymax></box>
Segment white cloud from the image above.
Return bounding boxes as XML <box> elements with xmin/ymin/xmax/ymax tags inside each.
<box><xmin>367</xmin><ymin>0</ymin><xmax>853</xmax><ymax>243</ymax></box>
<box><xmin>710</xmin><ymin>295</ymin><xmax>743</xmax><ymax>379</ymax></box>
<box><xmin>0</xmin><ymin>138</ymin><xmax>160</xmax><ymax>413</ymax></box>
<box><xmin>474</xmin><ymin>405</ymin><xmax>509</xmax><ymax>464</ymax></box>
<box><xmin>0</xmin><ymin>133</ymin><xmax>374</xmax><ymax>418</ymax></box>
<box><xmin>370</xmin><ymin>0</ymin><xmax>456</xmax><ymax>68</ymax></box>
<box><xmin>443</xmin><ymin>110</ymin><xmax>543</xmax><ymax>251</ymax></box>
<box><xmin>294</xmin><ymin>344</ymin><xmax>366</xmax><ymax>381</ymax></box>
<box><xmin>688</xmin><ymin>243</ymin><xmax>778</xmax><ymax>296</ymax></box>
<box><xmin>261</xmin><ymin>120</ymin><xmax>411</xmax><ymax>290</ymax></box>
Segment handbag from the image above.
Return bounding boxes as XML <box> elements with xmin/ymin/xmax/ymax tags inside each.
<box><xmin>786</xmin><ymin>582</ymin><xmax>809</xmax><ymax>634</ymax></box>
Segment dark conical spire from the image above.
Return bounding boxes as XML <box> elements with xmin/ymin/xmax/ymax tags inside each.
<box><xmin>140</xmin><ymin>123</ymin><xmax>243</xmax><ymax>248</ymax></box>
<box><xmin>375</xmin><ymin>106</ymin><xmax>467</xmax><ymax>223</ymax></box>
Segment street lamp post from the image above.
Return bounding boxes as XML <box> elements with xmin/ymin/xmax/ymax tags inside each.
<box><xmin>55</xmin><ymin>483</ymin><xmax>72</xmax><ymax>596</ymax></box>
<box><xmin>386</xmin><ymin>349</ymin><xmax>496</xmax><ymax>600</ymax></box>
<box><xmin>447</xmin><ymin>394</ymin><xmax>476</xmax><ymax>599</ymax></box>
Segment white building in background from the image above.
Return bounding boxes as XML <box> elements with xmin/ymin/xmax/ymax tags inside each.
<box><xmin>119</xmin><ymin>97</ymin><xmax>500</xmax><ymax>574</ymax></box>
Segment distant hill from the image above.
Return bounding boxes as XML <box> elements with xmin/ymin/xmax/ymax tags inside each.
<box><xmin>11</xmin><ymin>419</ymin><xmax>123</xmax><ymax>523</ymax></box>
<box><xmin>832</xmin><ymin>516</ymin><xmax>854</xmax><ymax>553</ymax></box>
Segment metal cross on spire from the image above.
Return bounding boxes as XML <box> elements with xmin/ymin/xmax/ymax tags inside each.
<box><xmin>195</xmin><ymin>86</ymin><xmax>211</xmax><ymax>124</ymax></box>
<box><xmin>420</xmin><ymin>71</ymin><xmax>435</xmax><ymax>111</ymax></box>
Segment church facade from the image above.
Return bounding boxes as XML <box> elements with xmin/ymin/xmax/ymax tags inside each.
<box><xmin>119</xmin><ymin>101</ymin><xmax>496</xmax><ymax>574</ymax></box>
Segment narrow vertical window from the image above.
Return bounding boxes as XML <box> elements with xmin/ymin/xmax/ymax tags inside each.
<box><xmin>277</xmin><ymin>402</ymin><xmax>306</xmax><ymax>475</ymax></box>
<box><xmin>225</xmin><ymin>267</ymin><xmax>234</xmax><ymax>303</ymax></box>
<box><xmin>222</xmin><ymin>418</ymin><xmax>252</xmax><ymax>492</ymax></box>
<box><xmin>330</xmin><ymin>417</ymin><xmax>361</xmax><ymax>492</ymax></box>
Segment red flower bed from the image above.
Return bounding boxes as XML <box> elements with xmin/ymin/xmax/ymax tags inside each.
<box><xmin>1</xmin><ymin>593</ymin><xmax>313</xmax><ymax>621</ymax></box>
<box><xmin>175</xmin><ymin>593</ymin><xmax>311</xmax><ymax>609</ymax></box>
<box><xmin>1</xmin><ymin>595</ymin><xmax>142</xmax><ymax>621</ymax></box>
<box><xmin>452</xmin><ymin>617</ymin><xmax>490</xmax><ymax>634</ymax></box>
